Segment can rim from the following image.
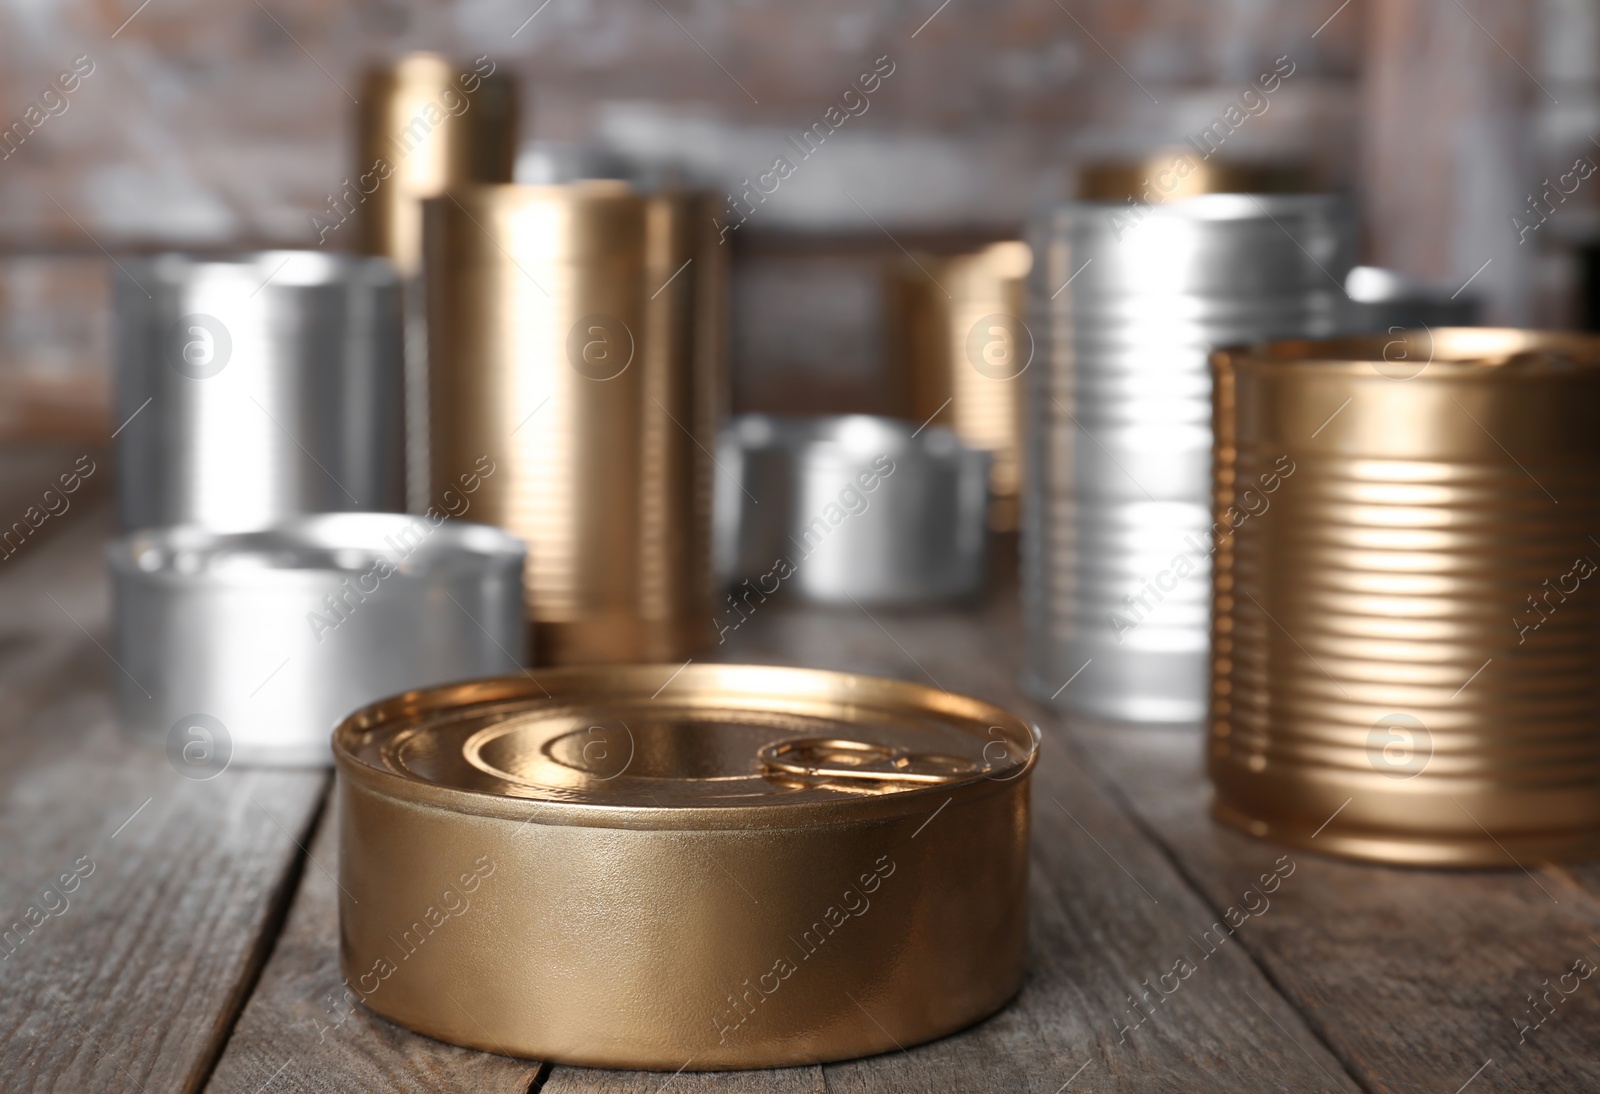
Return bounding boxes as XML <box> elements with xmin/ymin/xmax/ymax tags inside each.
<box><xmin>1035</xmin><ymin>192</ymin><xmax>1347</xmax><ymax>224</ymax></box>
<box><xmin>120</xmin><ymin>249</ymin><xmax>398</xmax><ymax>286</ymax></box>
<box><xmin>725</xmin><ymin>413</ymin><xmax>981</xmax><ymax>465</ymax></box>
<box><xmin>107</xmin><ymin>514</ymin><xmax>526</xmax><ymax>582</ymax></box>
<box><xmin>333</xmin><ymin>663</ymin><xmax>1042</xmax><ymax>830</ymax></box>
<box><xmin>1212</xmin><ymin>328</ymin><xmax>1600</xmax><ymax>377</ymax></box>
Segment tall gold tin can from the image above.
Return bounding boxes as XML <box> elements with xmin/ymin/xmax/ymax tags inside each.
<box><xmin>1209</xmin><ymin>329</ymin><xmax>1600</xmax><ymax>866</ymax></box>
<box><xmin>424</xmin><ymin>184</ymin><xmax>719</xmax><ymax>664</ymax></box>
<box><xmin>887</xmin><ymin>241</ymin><xmax>1031</xmax><ymax>531</ymax></box>
<box><xmin>334</xmin><ymin>664</ymin><xmax>1037</xmax><ymax>1069</ymax></box>
<box><xmin>355</xmin><ymin>54</ymin><xmax>517</xmax><ymax>512</ymax></box>
<box><xmin>354</xmin><ymin>53</ymin><xmax>518</xmax><ymax>276</ymax></box>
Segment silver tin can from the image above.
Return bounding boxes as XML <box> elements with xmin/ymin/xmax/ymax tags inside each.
<box><xmin>1023</xmin><ymin>195</ymin><xmax>1353</xmax><ymax>722</ymax></box>
<box><xmin>110</xmin><ymin>513</ymin><xmax>526</xmax><ymax>768</ymax></box>
<box><xmin>1342</xmin><ymin>265</ymin><xmax>1480</xmax><ymax>333</ymax></box>
<box><xmin>113</xmin><ymin>251</ymin><xmax>405</xmax><ymax>532</ymax></box>
<box><xmin>717</xmin><ymin>415</ymin><xmax>990</xmax><ymax>608</ymax></box>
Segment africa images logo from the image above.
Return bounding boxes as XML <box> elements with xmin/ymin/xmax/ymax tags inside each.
<box><xmin>166</xmin><ymin>313</ymin><xmax>231</xmax><ymax>380</ymax></box>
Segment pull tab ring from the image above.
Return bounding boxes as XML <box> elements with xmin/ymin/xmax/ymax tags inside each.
<box><xmin>758</xmin><ymin>736</ymin><xmax>980</xmax><ymax>785</ymax></box>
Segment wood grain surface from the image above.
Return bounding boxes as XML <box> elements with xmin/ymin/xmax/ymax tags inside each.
<box><xmin>0</xmin><ymin>503</ymin><xmax>327</xmax><ymax>1093</ymax></box>
<box><xmin>1081</xmin><ymin>720</ymin><xmax>1600</xmax><ymax>1094</ymax></box>
<box><xmin>2</xmin><ymin>492</ymin><xmax>1595</xmax><ymax>1092</ymax></box>
<box><xmin>707</xmin><ymin>594</ymin><xmax>1358</xmax><ymax>1094</ymax></box>
<box><xmin>204</xmin><ymin>814</ymin><xmax>546</xmax><ymax>1094</ymax></box>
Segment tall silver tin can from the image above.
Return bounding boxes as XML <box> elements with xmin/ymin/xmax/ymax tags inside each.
<box><xmin>113</xmin><ymin>251</ymin><xmax>405</xmax><ymax>532</ymax></box>
<box><xmin>1023</xmin><ymin>195</ymin><xmax>1353</xmax><ymax>723</ymax></box>
<box><xmin>110</xmin><ymin>513</ymin><xmax>526</xmax><ymax>768</ymax></box>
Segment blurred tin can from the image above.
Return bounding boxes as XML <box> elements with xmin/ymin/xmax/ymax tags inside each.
<box><xmin>1209</xmin><ymin>329</ymin><xmax>1600</xmax><ymax>865</ymax></box>
<box><xmin>886</xmin><ymin>241</ymin><xmax>1031</xmax><ymax>531</ymax></box>
<box><xmin>111</xmin><ymin>513</ymin><xmax>526</xmax><ymax>768</ymax></box>
<box><xmin>113</xmin><ymin>250</ymin><xmax>405</xmax><ymax>533</ymax></box>
<box><xmin>354</xmin><ymin>53</ymin><xmax>518</xmax><ymax>513</ymax></box>
<box><xmin>716</xmin><ymin>414</ymin><xmax>990</xmax><ymax>608</ymax></box>
<box><xmin>1023</xmin><ymin>194</ymin><xmax>1353</xmax><ymax>722</ymax></box>
<box><xmin>1076</xmin><ymin>151</ymin><xmax>1311</xmax><ymax>203</ymax></box>
<box><xmin>335</xmin><ymin>663</ymin><xmax>1037</xmax><ymax>1068</ymax></box>
<box><xmin>424</xmin><ymin>183</ymin><xmax>721</xmax><ymax>665</ymax></box>
<box><xmin>1342</xmin><ymin>265</ymin><xmax>1480</xmax><ymax>334</ymax></box>
<box><xmin>354</xmin><ymin>53</ymin><xmax>518</xmax><ymax>277</ymax></box>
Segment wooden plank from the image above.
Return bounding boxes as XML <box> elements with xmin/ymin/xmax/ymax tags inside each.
<box><xmin>1081</xmin><ymin>719</ymin><xmax>1600</xmax><ymax>1093</ymax></box>
<box><xmin>1555</xmin><ymin>859</ymin><xmax>1600</xmax><ymax>912</ymax></box>
<box><xmin>203</xmin><ymin>809</ymin><xmax>545</xmax><ymax>1093</ymax></box>
<box><xmin>543</xmin><ymin>594</ymin><xmax>1359</xmax><ymax>1092</ymax></box>
<box><xmin>0</xmin><ymin>442</ymin><xmax>108</xmax><ymax>576</ymax></box>
<box><xmin>541</xmin><ymin>1066</ymin><xmax>821</xmax><ymax>1094</ymax></box>
<box><xmin>0</xmin><ymin>502</ymin><xmax>329</xmax><ymax>1092</ymax></box>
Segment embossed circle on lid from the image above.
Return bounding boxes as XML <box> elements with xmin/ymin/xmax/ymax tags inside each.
<box><xmin>335</xmin><ymin>664</ymin><xmax>1039</xmax><ymax>823</ymax></box>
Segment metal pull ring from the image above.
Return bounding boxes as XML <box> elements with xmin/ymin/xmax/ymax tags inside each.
<box><xmin>758</xmin><ymin>737</ymin><xmax>980</xmax><ymax>785</ymax></box>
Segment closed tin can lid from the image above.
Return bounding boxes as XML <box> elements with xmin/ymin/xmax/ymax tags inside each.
<box><xmin>335</xmin><ymin>663</ymin><xmax>1038</xmax><ymax>1069</ymax></box>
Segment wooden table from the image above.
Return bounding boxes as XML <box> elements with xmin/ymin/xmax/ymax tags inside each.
<box><xmin>2</xmin><ymin>473</ymin><xmax>1597</xmax><ymax>1093</ymax></box>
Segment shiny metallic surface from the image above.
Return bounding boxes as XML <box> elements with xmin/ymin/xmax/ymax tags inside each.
<box><xmin>1077</xmin><ymin>151</ymin><xmax>1311</xmax><ymax>202</ymax></box>
<box><xmin>1023</xmin><ymin>195</ymin><xmax>1353</xmax><ymax>722</ymax></box>
<box><xmin>717</xmin><ymin>415</ymin><xmax>990</xmax><ymax>607</ymax></box>
<box><xmin>424</xmin><ymin>184</ymin><xmax>720</xmax><ymax>664</ymax></box>
<box><xmin>1342</xmin><ymin>265</ymin><xmax>1480</xmax><ymax>334</ymax></box>
<box><xmin>111</xmin><ymin>514</ymin><xmax>526</xmax><ymax>767</ymax></box>
<box><xmin>1209</xmin><ymin>330</ymin><xmax>1600</xmax><ymax>866</ymax></box>
<box><xmin>114</xmin><ymin>251</ymin><xmax>405</xmax><ymax>533</ymax></box>
<box><xmin>334</xmin><ymin>663</ymin><xmax>1037</xmax><ymax>1068</ymax></box>
<box><xmin>354</xmin><ymin>54</ymin><xmax>517</xmax><ymax>514</ymax></box>
<box><xmin>354</xmin><ymin>53</ymin><xmax>517</xmax><ymax>278</ymax></box>
<box><xmin>886</xmin><ymin>241</ymin><xmax>1032</xmax><ymax>531</ymax></box>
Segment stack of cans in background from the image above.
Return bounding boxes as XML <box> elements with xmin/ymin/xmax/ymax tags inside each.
<box><xmin>110</xmin><ymin>167</ymin><xmax>518</xmax><ymax>757</ymax></box>
<box><xmin>106</xmin><ymin>51</ymin><xmax>738</xmax><ymax>771</ymax></box>
<box><xmin>710</xmin><ymin>241</ymin><xmax>1016</xmax><ymax>613</ymax></box>
<box><xmin>1022</xmin><ymin>194</ymin><xmax>1353</xmax><ymax>722</ymax></box>
<box><xmin>110</xmin><ymin>244</ymin><xmax>526</xmax><ymax>770</ymax></box>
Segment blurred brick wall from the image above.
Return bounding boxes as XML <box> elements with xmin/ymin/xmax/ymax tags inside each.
<box><xmin>0</xmin><ymin>0</ymin><xmax>1591</xmax><ymax>420</ymax></box>
<box><xmin>0</xmin><ymin>0</ymin><xmax>1362</xmax><ymax>244</ymax></box>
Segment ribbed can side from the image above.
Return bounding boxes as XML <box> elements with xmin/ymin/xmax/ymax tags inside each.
<box><xmin>1210</xmin><ymin>331</ymin><xmax>1600</xmax><ymax>865</ymax></box>
<box><xmin>424</xmin><ymin>184</ymin><xmax>714</xmax><ymax>664</ymax></box>
<box><xmin>1022</xmin><ymin>195</ymin><xmax>1354</xmax><ymax>722</ymax></box>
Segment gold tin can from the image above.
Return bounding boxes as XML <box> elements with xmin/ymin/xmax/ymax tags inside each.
<box><xmin>1209</xmin><ymin>329</ymin><xmax>1600</xmax><ymax>866</ymax></box>
<box><xmin>886</xmin><ymin>241</ymin><xmax>1032</xmax><ymax>532</ymax></box>
<box><xmin>424</xmin><ymin>184</ymin><xmax>720</xmax><ymax>664</ymax></box>
<box><xmin>355</xmin><ymin>53</ymin><xmax>518</xmax><ymax>276</ymax></box>
<box><xmin>334</xmin><ymin>664</ymin><xmax>1037</xmax><ymax>1069</ymax></box>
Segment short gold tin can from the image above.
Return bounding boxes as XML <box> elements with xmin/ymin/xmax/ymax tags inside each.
<box><xmin>424</xmin><ymin>184</ymin><xmax>721</xmax><ymax>664</ymax></box>
<box><xmin>334</xmin><ymin>664</ymin><xmax>1037</xmax><ymax>1068</ymax></box>
<box><xmin>887</xmin><ymin>241</ymin><xmax>1031</xmax><ymax>532</ymax></box>
<box><xmin>354</xmin><ymin>53</ymin><xmax>518</xmax><ymax>276</ymax></box>
<box><xmin>1209</xmin><ymin>329</ymin><xmax>1600</xmax><ymax>866</ymax></box>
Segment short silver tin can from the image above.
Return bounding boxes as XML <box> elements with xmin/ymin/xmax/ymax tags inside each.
<box><xmin>716</xmin><ymin>415</ymin><xmax>990</xmax><ymax>609</ymax></box>
<box><xmin>110</xmin><ymin>513</ymin><xmax>526</xmax><ymax>769</ymax></box>
<box><xmin>113</xmin><ymin>250</ymin><xmax>405</xmax><ymax>532</ymax></box>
